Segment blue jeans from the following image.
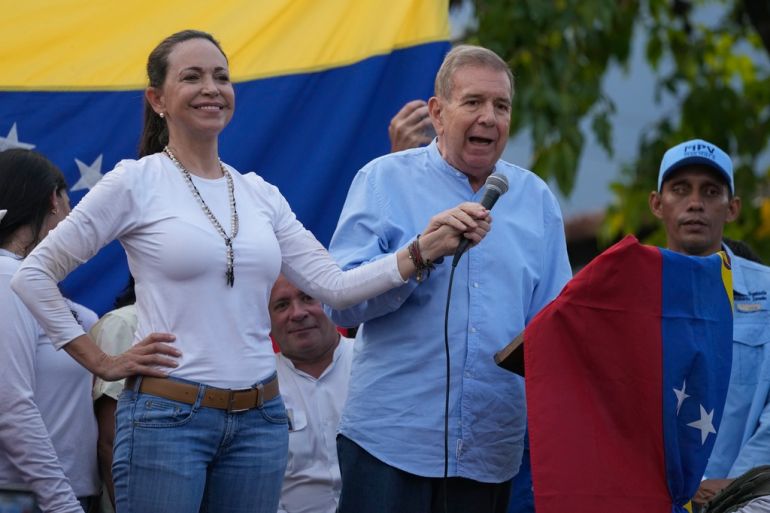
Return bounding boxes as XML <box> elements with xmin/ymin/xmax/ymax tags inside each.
<box><xmin>113</xmin><ymin>375</ymin><xmax>288</xmax><ymax>513</ymax></box>
<box><xmin>337</xmin><ymin>435</ymin><xmax>511</xmax><ymax>513</ymax></box>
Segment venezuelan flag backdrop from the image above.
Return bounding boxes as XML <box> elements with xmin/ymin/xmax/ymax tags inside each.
<box><xmin>524</xmin><ymin>236</ymin><xmax>733</xmax><ymax>513</ymax></box>
<box><xmin>0</xmin><ymin>1</ymin><xmax>450</xmax><ymax>314</ymax></box>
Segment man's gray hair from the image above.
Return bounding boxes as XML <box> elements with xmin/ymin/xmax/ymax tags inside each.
<box><xmin>434</xmin><ymin>45</ymin><xmax>514</xmax><ymax>100</ymax></box>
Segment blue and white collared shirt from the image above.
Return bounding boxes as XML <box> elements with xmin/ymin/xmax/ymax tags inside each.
<box><xmin>705</xmin><ymin>245</ymin><xmax>770</xmax><ymax>478</ymax></box>
<box><xmin>327</xmin><ymin>140</ymin><xmax>572</xmax><ymax>483</ymax></box>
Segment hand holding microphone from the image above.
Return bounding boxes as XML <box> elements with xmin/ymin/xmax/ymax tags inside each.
<box><xmin>397</xmin><ymin>201</ymin><xmax>491</xmax><ymax>281</ymax></box>
<box><xmin>416</xmin><ymin>203</ymin><xmax>491</xmax><ymax>257</ymax></box>
<box><xmin>451</xmin><ymin>173</ymin><xmax>509</xmax><ymax>267</ymax></box>
<box><xmin>399</xmin><ymin>173</ymin><xmax>507</xmax><ymax>280</ymax></box>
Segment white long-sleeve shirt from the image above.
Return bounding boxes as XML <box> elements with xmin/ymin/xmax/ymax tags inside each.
<box><xmin>276</xmin><ymin>337</ymin><xmax>353</xmax><ymax>513</ymax></box>
<box><xmin>0</xmin><ymin>250</ymin><xmax>99</xmax><ymax>513</ymax></box>
<box><xmin>11</xmin><ymin>154</ymin><xmax>403</xmax><ymax>388</ymax></box>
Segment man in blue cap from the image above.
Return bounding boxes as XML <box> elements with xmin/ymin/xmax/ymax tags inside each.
<box><xmin>649</xmin><ymin>139</ymin><xmax>770</xmax><ymax>508</ymax></box>
<box><xmin>650</xmin><ymin>138</ymin><xmax>739</xmax><ymax>256</ymax></box>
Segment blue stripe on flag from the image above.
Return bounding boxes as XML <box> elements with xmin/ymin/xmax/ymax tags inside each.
<box><xmin>660</xmin><ymin>249</ymin><xmax>732</xmax><ymax>510</ymax></box>
<box><xmin>0</xmin><ymin>41</ymin><xmax>449</xmax><ymax>313</ymax></box>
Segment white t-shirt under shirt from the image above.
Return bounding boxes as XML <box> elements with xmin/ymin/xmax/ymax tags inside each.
<box><xmin>90</xmin><ymin>304</ymin><xmax>138</xmax><ymax>402</ymax></box>
<box><xmin>276</xmin><ymin>337</ymin><xmax>353</xmax><ymax>513</ymax></box>
<box><xmin>12</xmin><ymin>153</ymin><xmax>403</xmax><ymax>389</ymax></box>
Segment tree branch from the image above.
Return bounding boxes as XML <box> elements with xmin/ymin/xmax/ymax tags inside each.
<box><xmin>744</xmin><ymin>0</ymin><xmax>770</xmax><ymax>55</ymax></box>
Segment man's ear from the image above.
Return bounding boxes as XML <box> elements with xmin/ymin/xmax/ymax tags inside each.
<box><xmin>428</xmin><ymin>96</ymin><xmax>444</xmax><ymax>137</ymax></box>
<box><xmin>726</xmin><ymin>196</ymin><xmax>741</xmax><ymax>223</ymax></box>
<box><xmin>145</xmin><ymin>87</ymin><xmax>165</xmax><ymax>114</ymax></box>
<box><xmin>649</xmin><ymin>190</ymin><xmax>664</xmax><ymax>220</ymax></box>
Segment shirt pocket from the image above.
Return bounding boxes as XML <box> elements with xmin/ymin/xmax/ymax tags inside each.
<box><xmin>287</xmin><ymin>406</ymin><xmax>308</xmax><ymax>432</ymax></box>
<box><xmin>285</xmin><ymin>407</ymin><xmax>309</xmax><ymax>475</ymax></box>
<box><xmin>732</xmin><ymin>317</ymin><xmax>770</xmax><ymax>385</ymax></box>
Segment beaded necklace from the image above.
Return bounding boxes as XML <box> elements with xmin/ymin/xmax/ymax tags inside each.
<box><xmin>163</xmin><ymin>146</ymin><xmax>239</xmax><ymax>287</ymax></box>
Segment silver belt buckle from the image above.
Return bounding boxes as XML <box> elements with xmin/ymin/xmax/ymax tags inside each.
<box><xmin>227</xmin><ymin>390</ymin><xmax>250</xmax><ymax>413</ymax></box>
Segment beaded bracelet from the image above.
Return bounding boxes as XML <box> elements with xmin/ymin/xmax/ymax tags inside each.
<box><xmin>408</xmin><ymin>235</ymin><xmax>435</xmax><ymax>282</ymax></box>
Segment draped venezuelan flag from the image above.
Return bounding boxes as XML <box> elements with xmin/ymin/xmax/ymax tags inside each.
<box><xmin>0</xmin><ymin>0</ymin><xmax>450</xmax><ymax>313</ymax></box>
<box><xmin>525</xmin><ymin>236</ymin><xmax>733</xmax><ymax>513</ymax></box>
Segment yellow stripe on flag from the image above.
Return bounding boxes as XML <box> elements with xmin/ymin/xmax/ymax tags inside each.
<box><xmin>0</xmin><ymin>0</ymin><xmax>449</xmax><ymax>90</ymax></box>
<box><xmin>719</xmin><ymin>251</ymin><xmax>734</xmax><ymax>312</ymax></box>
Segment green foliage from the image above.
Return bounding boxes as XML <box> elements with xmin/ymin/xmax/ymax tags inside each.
<box><xmin>469</xmin><ymin>0</ymin><xmax>638</xmax><ymax>194</ymax></box>
<box><xmin>469</xmin><ymin>0</ymin><xmax>770</xmax><ymax>260</ymax></box>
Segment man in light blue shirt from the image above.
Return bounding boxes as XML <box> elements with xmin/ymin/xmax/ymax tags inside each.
<box><xmin>649</xmin><ymin>139</ymin><xmax>770</xmax><ymax>508</ymax></box>
<box><xmin>327</xmin><ymin>45</ymin><xmax>572</xmax><ymax>513</ymax></box>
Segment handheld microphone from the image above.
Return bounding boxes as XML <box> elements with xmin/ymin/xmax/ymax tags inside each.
<box><xmin>451</xmin><ymin>172</ymin><xmax>509</xmax><ymax>267</ymax></box>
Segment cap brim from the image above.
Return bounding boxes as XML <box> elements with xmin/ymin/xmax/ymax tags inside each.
<box><xmin>659</xmin><ymin>156</ymin><xmax>732</xmax><ymax>192</ymax></box>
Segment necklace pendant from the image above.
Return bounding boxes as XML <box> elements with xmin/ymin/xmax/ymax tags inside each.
<box><xmin>226</xmin><ymin>265</ymin><xmax>235</xmax><ymax>287</ymax></box>
<box><xmin>164</xmin><ymin>145</ymin><xmax>239</xmax><ymax>288</ymax></box>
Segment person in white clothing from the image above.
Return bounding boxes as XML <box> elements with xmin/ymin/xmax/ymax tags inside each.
<box><xmin>10</xmin><ymin>29</ymin><xmax>491</xmax><ymax>513</ymax></box>
<box><xmin>269</xmin><ymin>274</ymin><xmax>353</xmax><ymax>513</ymax></box>
<box><xmin>0</xmin><ymin>148</ymin><xmax>100</xmax><ymax>513</ymax></box>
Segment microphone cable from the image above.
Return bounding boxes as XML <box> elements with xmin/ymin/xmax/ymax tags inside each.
<box><xmin>440</xmin><ymin>172</ymin><xmax>508</xmax><ymax>513</ymax></box>
<box><xmin>442</xmin><ymin>259</ymin><xmax>457</xmax><ymax>513</ymax></box>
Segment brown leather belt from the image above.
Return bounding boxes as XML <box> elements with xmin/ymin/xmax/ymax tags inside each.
<box><xmin>124</xmin><ymin>375</ymin><xmax>280</xmax><ymax>413</ymax></box>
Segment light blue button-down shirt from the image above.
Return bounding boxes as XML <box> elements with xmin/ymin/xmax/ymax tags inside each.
<box><xmin>705</xmin><ymin>246</ymin><xmax>770</xmax><ymax>478</ymax></box>
<box><xmin>327</xmin><ymin>141</ymin><xmax>572</xmax><ymax>482</ymax></box>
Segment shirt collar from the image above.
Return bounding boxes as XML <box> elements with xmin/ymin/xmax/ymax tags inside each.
<box><xmin>426</xmin><ymin>138</ymin><xmax>497</xmax><ymax>186</ymax></box>
<box><xmin>0</xmin><ymin>248</ymin><xmax>23</xmax><ymax>261</ymax></box>
<box><xmin>278</xmin><ymin>334</ymin><xmax>344</xmax><ymax>381</ymax></box>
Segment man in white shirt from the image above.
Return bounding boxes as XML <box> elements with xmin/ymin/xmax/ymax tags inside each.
<box><xmin>269</xmin><ymin>274</ymin><xmax>353</xmax><ymax>513</ymax></box>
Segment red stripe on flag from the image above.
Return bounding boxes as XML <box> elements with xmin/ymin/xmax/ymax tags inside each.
<box><xmin>525</xmin><ymin>236</ymin><xmax>670</xmax><ymax>513</ymax></box>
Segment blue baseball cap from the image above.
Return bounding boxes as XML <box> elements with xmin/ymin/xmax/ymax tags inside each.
<box><xmin>658</xmin><ymin>139</ymin><xmax>733</xmax><ymax>193</ymax></box>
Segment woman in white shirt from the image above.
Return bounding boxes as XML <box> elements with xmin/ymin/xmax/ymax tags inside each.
<box><xmin>0</xmin><ymin>149</ymin><xmax>100</xmax><ymax>513</ymax></box>
<box><xmin>11</xmin><ymin>30</ymin><xmax>490</xmax><ymax>513</ymax></box>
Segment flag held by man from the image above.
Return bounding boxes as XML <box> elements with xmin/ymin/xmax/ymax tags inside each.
<box><xmin>524</xmin><ymin>236</ymin><xmax>732</xmax><ymax>513</ymax></box>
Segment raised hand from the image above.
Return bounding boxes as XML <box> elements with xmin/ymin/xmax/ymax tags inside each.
<box><xmin>388</xmin><ymin>100</ymin><xmax>435</xmax><ymax>153</ymax></box>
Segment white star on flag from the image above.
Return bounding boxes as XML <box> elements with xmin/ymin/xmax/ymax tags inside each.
<box><xmin>0</xmin><ymin>123</ymin><xmax>35</xmax><ymax>151</ymax></box>
<box><xmin>673</xmin><ymin>380</ymin><xmax>690</xmax><ymax>415</ymax></box>
<box><xmin>71</xmin><ymin>155</ymin><xmax>104</xmax><ymax>191</ymax></box>
<box><xmin>687</xmin><ymin>404</ymin><xmax>717</xmax><ymax>445</ymax></box>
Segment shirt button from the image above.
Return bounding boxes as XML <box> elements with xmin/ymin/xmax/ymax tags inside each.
<box><xmin>470</xmin><ymin>327</ymin><xmax>477</xmax><ymax>333</ymax></box>
<box><xmin>473</xmin><ymin>282</ymin><xmax>479</xmax><ymax>288</ymax></box>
